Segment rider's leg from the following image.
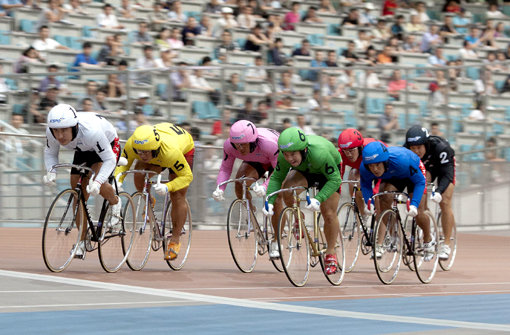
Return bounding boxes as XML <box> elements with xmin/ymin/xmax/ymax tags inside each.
<box><xmin>168</xmin><ymin>185</ymin><xmax>189</xmax><ymax>245</ymax></box>
<box><xmin>133</xmin><ymin>161</ymin><xmax>164</xmax><ymax>193</ymax></box>
<box><xmin>234</xmin><ymin>162</ymin><xmax>259</xmax><ymax>212</ymax></box>
<box><xmin>322</xmin><ymin>192</ymin><xmax>340</xmax><ymax>255</ymax></box>
<box><xmin>439</xmin><ymin>183</ymin><xmax>455</xmax><ymax>243</ymax></box>
<box><xmin>70</xmin><ymin>173</ymin><xmax>87</xmax><ymax>241</ymax></box>
<box><xmin>415</xmin><ymin>193</ymin><xmax>431</xmax><ymax>243</ymax></box>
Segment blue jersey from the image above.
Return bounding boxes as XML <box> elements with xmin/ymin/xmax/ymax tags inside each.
<box><xmin>360</xmin><ymin>146</ymin><xmax>426</xmax><ymax>208</ymax></box>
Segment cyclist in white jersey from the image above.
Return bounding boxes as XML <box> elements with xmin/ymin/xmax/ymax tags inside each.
<box><xmin>43</xmin><ymin>104</ymin><xmax>122</xmax><ymax>258</ymax></box>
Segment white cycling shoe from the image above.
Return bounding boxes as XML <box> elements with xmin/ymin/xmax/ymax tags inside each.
<box><xmin>107</xmin><ymin>196</ymin><xmax>122</xmax><ymax>229</ymax></box>
<box><xmin>269</xmin><ymin>241</ymin><xmax>280</xmax><ymax>259</ymax></box>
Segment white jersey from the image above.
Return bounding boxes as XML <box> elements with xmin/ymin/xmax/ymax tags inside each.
<box><xmin>45</xmin><ymin>112</ymin><xmax>118</xmax><ymax>184</ymax></box>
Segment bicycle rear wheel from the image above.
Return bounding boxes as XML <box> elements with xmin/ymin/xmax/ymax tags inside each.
<box><xmin>403</xmin><ymin>215</ymin><xmax>415</xmax><ymax>272</ymax></box>
<box><xmin>414</xmin><ymin>210</ymin><xmax>439</xmax><ymax>284</ymax></box>
<box><xmin>337</xmin><ymin>202</ymin><xmax>361</xmax><ymax>273</ymax></box>
<box><xmin>126</xmin><ymin>192</ymin><xmax>153</xmax><ymax>271</ymax></box>
<box><xmin>319</xmin><ymin>213</ymin><xmax>346</xmax><ymax>286</ymax></box>
<box><xmin>226</xmin><ymin>199</ymin><xmax>257</xmax><ymax>273</ymax></box>
<box><xmin>264</xmin><ymin>217</ymin><xmax>283</xmax><ymax>272</ymax></box>
<box><xmin>42</xmin><ymin>189</ymin><xmax>83</xmax><ymax>273</ymax></box>
<box><xmin>98</xmin><ymin>192</ymin><xmax>135</xmax><ymax>273</ymax></box>
<box><xmin>278</xmin><ymin>207</ymin><xmax>310</xmax><ymax>287</ymax></box>
<box><xmin>164</xmin><ymin>199</ymin><xmax>192</xmax><ymax>270</ymax></box>
<box><xmin>373</xmin><ymin>209</ymin><xmax>402</xmax><ymax>285</ymax></box>
<box><xmin>438</xmin><ymin>212</ymin><xmax>457</xmax><ymax>271</ymax></box>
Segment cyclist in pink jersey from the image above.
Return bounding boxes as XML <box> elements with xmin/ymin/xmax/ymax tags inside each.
<box><xmin>212</xmin><ymin>120</ymin><xmax>282</xmax><ymax>258</ymax></box>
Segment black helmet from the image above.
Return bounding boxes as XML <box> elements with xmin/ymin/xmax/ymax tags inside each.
<box><xmin>405</xmin><ymin>125</ymin><xmax>429</xmax><ymax>147</ymax></box>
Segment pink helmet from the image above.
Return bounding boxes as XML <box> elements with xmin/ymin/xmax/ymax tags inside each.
<box><xmin>230</xmin><ymin>120</ymin><xmax>258</xmax><ymax>143</ymax></box>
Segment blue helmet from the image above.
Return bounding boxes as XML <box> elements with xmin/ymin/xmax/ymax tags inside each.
<box><xmin>362</xmin><ymin>142</ymin><xmax>389</xmax><ymax>166</ymax></box>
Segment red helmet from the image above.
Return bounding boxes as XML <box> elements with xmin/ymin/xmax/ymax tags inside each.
<box><xmin>338</xmin><ymin>128</ymin><xmax>364</xmax><ymax>150</ymax></box>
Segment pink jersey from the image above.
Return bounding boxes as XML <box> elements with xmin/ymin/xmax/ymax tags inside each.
<box><xmin>217</xmin><ymin>128</ymin><xmax>279</xmax><ymax>191</ymax></box>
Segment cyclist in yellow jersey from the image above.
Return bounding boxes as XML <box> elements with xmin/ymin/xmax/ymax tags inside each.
<box><xmin>115</xmin><ymin>123</ymin><xmax>194</xmax><ymax>260</ymax></box>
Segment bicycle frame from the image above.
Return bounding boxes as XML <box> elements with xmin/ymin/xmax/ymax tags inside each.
<box><xmin>341</xmin><ymin>180</ymin><xmax>375</xmax><ymax>248</ymax></box>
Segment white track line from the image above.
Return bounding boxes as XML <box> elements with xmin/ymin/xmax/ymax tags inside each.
<box><xmin>0</xmin><ymin>301</ymin><xmax>189</xmax><ymax>309</ymax></box>
<box><xmin>0</xmin><ymin>270</ymin><xmax>509</xmax><ymax>332</ymax></box>
<box><xmin>0</xmin><ymin>290</ymin><xmax>108</xmax><ymax>293</ymax></box>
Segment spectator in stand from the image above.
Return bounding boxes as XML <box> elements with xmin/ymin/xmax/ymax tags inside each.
<box><xmin>117</xmin><ymin>0</ymin><xmax>136</xmax><ymax>19</ymax></box>
<box><xmin>135</xmin><ymin>45</ymin><xmax>157</xmax><ymax>84</ymax></box>
<box><xmin>39</xmin><ymin>85</ymin><xmax>60</xmax><ymax>112</ymax></box>
<box><xmin>499</xmin><ymin>74</ymin><xmax>510</xmax><ymax>95</ymax></box>
<box><xmin>278</xmin><ymin>117</ymin><xmax>292</xmax><ymax>133</ymax></box>
<box><xmin>204</xmin><ymin>0</ymin><xmax>221</xmax><ymax>14</ymax></box>
<box><xmin>244</xmin><ymin>24</ymin><xmax>271</xmax><ymax>52</ymax></box>
<box><xmin>486</xmin><ymin>3</ymin><xmax>505</xmax><ymax>19</ymax></box>
<box><xmin>237</xmin><ymin>5</ymin><xmax>256</xmax><ymax>29</ymax></box>
<box><xmin>94</xmin><ymin>89</ymin><xmax>109</xmax><ymax>113</ymax></box>
<box><xmin>481</xmin><ymin>20</ymin><xmax>497</xmax><ymax>47</ymax></box>
<box><xmin>101</xmin><ymin>73</ymin><xmax>125</xmax><ymax>98</ymax></box>
<box><xmin>170</xmin><ymin>61</ymin><xmax>190</xmax><ymax>101</ymax></box>
<box><xmin>359</xmin><ymin>3</ymin><xmax>376</xmax><ymax>26</ymax></box>
<box><xmin>189</xmin><ymin>67</ymin><xmax>215</xmax><ymax>93</ymax></box>
<box><xmin>296</xmin><ymin>114</ymin><xmax>315</xmax><ymax>135</ymax></box>
<box><xmin>216</xmin><ymin>6</ymin><xmax>238</xmax><ymax>35</ymax></box>
<box><xmin>405</xmin><ymin>13</ymin><xmax>427</xmax><ymax>33</ymax></box>
<box><xmin>0</xmin><ymin>0</ymin><xmax>24</xmax><ymax>17</ymax></box>
<box><xmin>467</xmin><ymin>99</ymin><xmax>485</xmax><ymax>120</ymax></box>
<box><xmin>308</xmin><ymin>50</ymin><xmax>327</xmax><ymax>82</ymax></box>
<box><xmin>80</xmin><ymin>80</ymin><xmax>100</xmax><ymax>110</ymax></box>
<box><xmin>155</xmin><ymin>27</ymin><xmax>172</xmax><ymax>49</ymax></box>
<box><xmin>155</xmin><ymin>47</ymin><xmax>176</xmax><ymax>68</ymax></box>
<box><xmin>225</xmin><ymin>72</ymin><xmax>243</xmax><ymax>105</ymax></box>
<box><xmin>168</xmin><ymin>0</ymin><xmax>186</xmax><ymax>22</ymax></box>
<box><xmin>442</xmin><ymin>0</ymin><xmax>461</xmax><ymax>14</ymax></box>
<box><xmin>249</xmin><ymin>0</ymin><xmax>265</xmax><ymax>17</ymax></box>
<box><xmin>322</xmin><ymin>74</ymin><xmax>347</xmax><ymax>99</ymax></box>
<box><xmin>365</xmin><ymin>46</ymin><xmax>378</xmax><ymax>65</ymax></box>
<box><xmin>358</xmin><ymin>65</ymin><xmax>381</xmax><ymax>88</ymax></box>
<box><xmin>302</xmin><ymin>5</ymin><xmax>322</xmax><ymax>23</ymax></box>
<box><xmin>278</xmin><ymin>95</ymin><xmax>295</xmax><ymax>110</ymax></box>
<box><xmin>388</xmin><ymin>69</ymin><xmax>417</xmax><ymax>100</ymax></box>
<box><xmin>277</xmin><ymin>71</ymin><xmax>296</xmax><ymax>95</ymax></box>
<box><xmin>388</xmin><ymin>36</ymin><xmax>403</xmax><ymax>54</ymax></box>
<box><xmin>97</xmin><ymin>3</ymin><xmax>124</xmax><ymax>29</ymax></box>
<box><xmin>39</xmin><ymin>64</ymin><xmax>61</xmax><ymax>93</ymax></box>
<box><xmin>200</xmin><ymin>15</ymin><xmax>214</xmax><ymax>37</ymax></box>
<box><xmin>80</xmin><ymin>98</ymin><xmax>95</xmax><ymax>112</ymax></box>
<box><xmin>341</xmin><ymin>41</ymin><xmax>358</xmax><ymax>63</ymax></box>
<box><xmin>72</xmin><ymin>42</ymin><xmax>102</xmax><ymax>70</ymax></box>
<box><xmin>255</xmin><ymin>100</ymin><xmax>269</xmax><ymax>125</ymax></box>
<box><xmin>372</xmin><ymin>18</ymin><xmax>391</xmax><ymax>40</ymax></box>
<box><xmin>495</xmin><ymin>22</ymin><xmax>506</xmax><ymax>38</ymax></box>
<box><xmin>318</xmin><ymin>0</ymin><xmax>336</xmax><ymax>14</ymax></box>
<box><xmin>20</xmin><ymin>89</ymin><xmax>43</xmax><ymax>123</ymax></box>
<box><xmin>428</xmin><ymin>47</ymin><xmax>447</xmax><ymax>67</ymax></box>
<box><xmin>134</xmin><ymin>21</ymin><xmax>153</xmax><ymax>45</ymax></box>
<box><xmin>283</xmin><ymin>1</ymin><xmax>300</xmax><ymax>31</ymax></box>
<box><xmin>181</xmin><ymin>16</ymin><xmax>202</xmax><ymax>46</ymax></box>
<box><xmin>496</xmin><ymin>51</ymin><xmax>508</xmax><ymax>71</ymax></box>
<box><xmin>214</xmin><ymin>30</ymin><xmax>239</xmax><ymax>59</ymax></box>
<box><xmin>291</xmin><ymin>39</ymin><xmax>311</xmax><ymax>57</ymax></box>
<box><xmin>376</xmin><ymin>45</ymin><xmax>395</xmax><ymax>64</ymax></box>
<box><xmin>32</xmin><ymin>25</ymin><xmax>68</xmax><ymax>60</ymax></box>
<box><xmin>267</xmin><ymin>13</ymin><xmax>284</xmax><ymax>33</ymax></box>
<box><xmin>403</xmin><ymin>34</ymin><xmax>421</xmax><ymax>52</ymax></box>
<box><xmin>270</xmin><ymin>37</ymin><xmax>286</xmax><ymax>66</ymax></box>
<box><xmin>342</xmin><ymin>8</ymin><xmax>359</xmax><ymax>26</ymax></box>
<box><xmin>440</xmin><ymin>13</ymin><xmax>458</xmax><ymax>43</ymax></box>
<box><xmin>14</xmin><ymin>47</ymin><xmax>43</xmax><ymax>73</ymax></box>
<box><xmin>37</xmin><ymin>0</ymin><xmax>64</xmax><ymax>29</ymax></box>
<box><xmin>421</xmin><ymin>24</ymin><xmax>442</xmax><ymax>53</ymax></box>
<box><xmin>453</xmin><ymin>8</ymin><xmax>470</xmax><ymax>35</ymax></box>
<box><xmin>149</xmin><ymin>1</ymin><xmax>168</xmax><ymax>32</ymax></box>
<box><xmin>354</xmin><ymin>30</ymin><xmax>371</xmax><ymax>52</ymax></box>
<box><xmin>308</xmin><ymin>88</ymin><xmax>331</xmax><ymax>112</ymax></box>
<box><xmin>169</xmin><ymin>27</ymin><xmax>184</xmax><ymax>49</ymax></box>
<box><xmin>391</xmin><ymin>15</ymin><xmax>406</xmax><ymax>40</ymax></box>
<box><xmin>382</xmin><ymin>0</ymin><xmax>398</xmax><ymax>16</ymax></box>
<box><xmin>327</xmin><ymin>50</ymin><xmax>340</xmax><ymax>66</ymax></box>
<box><xmin>465</xmin><ymin>26</ymin><xmax>481</xmax><ymax>48</ymax></box>
<box><xmin>246</xmin><ymin>56</ymin><xmax>268</xmax><ymax>80</ymax></box>
<box><xmin>411</xmin><ymin>1</ymin><xmax>430</xmax><ymax>23</ymax></box>
<box><xmin>430</xmin><ymin>122</ymin><xmax>444</xmax><ymax>137</ymax></box>
<box><xmin>235</xmin><ymin>97</ymin><xmax>263</xmax><ymax>124</ymax></box>
<box><xmin>483</xmin><ymin>51</ymin><xmax>499</xmax><ymax>72</ymax></box>
<box><xmin>378</xmin><ymin>103</ymin><xmax>399</xmax><ymax>140</ymax></box>
<box><xmin>97</xmin><ymin>35</ymin><xmax>123</xmax><ymax>65</ymax></box>
<box><xmin>459</xmin><ymin>40</ymin><xmax>478</xmax><ymax>59</ymax></box>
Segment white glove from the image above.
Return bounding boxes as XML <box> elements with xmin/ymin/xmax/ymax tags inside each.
<box><xmin>86</xmin><ymin>180</ymin><xmax>101</xmax><ymax>196</ymax></box>
<box><xmin>408</xmin><ymin>205</ymin><xmax>418</xmax><ymax>218</ymax></box>
<box><xmin>364</xmin><ymin>202</ymin><xmax>375</xmax><ymax>215</ymax></box>
<box><xmin>305</xmin><ymin>198</ymin><xmax>321</xmax><ymax>212</ymax></box>
<box><xmin>43</xmin><ymin>172</ymin><xmax>56</xmax><ymax>187</ymax></box>
<box><xmin>252</xmin><ymin>183</ymin><xmax>266</xmax><ymax>197</ymax></box>
<box><xmin>154</xmin><ymin>183</ymin><xmax>168</xmax><ymax>196</ymax></box>
<box><xmin>262</xmin><ymin>203</ymin><xmax>274</xmax><ymax>216</ymax></box>
<box><xmin>430</xmin><ymin>192</ymin><xmax>442</xmax><ymax>203</ymax></box>
<box><xmin>212</xmin><ymin>187</ymin><xmax>225</xmax><ymax>202</ymax></box>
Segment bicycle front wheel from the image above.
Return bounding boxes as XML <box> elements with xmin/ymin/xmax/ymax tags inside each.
<box><xmin>164</xmin><ymin>199</ymin><xmax>193</xmax><ymax>271</ymax></box>
<box><xmin>126</xmin><ymin>192</ymin><xmax>153</xmax><ymax>271</ymax></box>
<box><xmin>438</xmin><ymin>212</ymin><xmax>457</xmax><ymax>271</ymax></box>
<box><xmin>42</xmin><ymin>189</ymin><xmax>83</xmax><ymax>273</ymax></box>
<box><xmin>373</xmin><ymin>209</ymin><xmax>403</xmax><ymax>285</ymax></box>
<box><xmin>337</xmin><ymin>202</ymin><xmax>361</xmax><ymax>273</ymax></box>
<box><xmin>98</xmin><ymin>192</ymin><xmax>135</xmax><ymax>273</ymax></box>
<box><xmin>403</xmin><ymin>215</ymin><xmax>415</xmax><ymax>272</ymax></box>
<box><xmin>264</xmin><ymin>216</ymin><xmax>283</xmax><ymax>272</ymax></box>
<box><xmin>414</xmin><ymin>210</ymin><xmax>439</xmax><ymax>284</ymax></box>
<box><xmin>319</xmin><ymin>213</ymin><xmax>346</xmax><ymax>286</ymax></box>
<box><xmin>226</xmin><ymin>199</ymin><xmax>257</xmax><ymax>273</ymax></box>
<box><xmin>278</xmin><ymin>207</ymin><xmax>310</xmax><ymax>287</ymax></box>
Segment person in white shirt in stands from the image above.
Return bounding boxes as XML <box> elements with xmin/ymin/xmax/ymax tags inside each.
<box><xmin>307</xmin><ymin>88</ymin><xmax>331</xmax><ymax>112</ymax></box>
<box><xmin>169</xmin><ymin>27</ymin><xmax>184</xmax><ymax>50</ymax></box>
<box><xmin>168</xmin><ymin>0</ymin><xmax>187</xmax><ymax>22</ymax></box>
<box><xmin>459</xmin><ymin>40</ymin><xmax>479</xmax><ymax>59</ymax></box>
<box><xmin>237</xmin><ymin>5</ymin><xmax>256</xmax><ymax>29</ymax></box>
<box><xmin>296</xmin><ymin>114</ymin><xmax>315</xmax><ymax>135</ymax></box>
<box><xmin>36</xmin><ymin>0</ymin><xmax>64</xmax><ymax>29</ymax></box>
<box><xmin>486</xmin><ymin>3</ymin><xmax>506</xmax><ymax>19</ymax></box>
<box><xmin>410</xmin><ymin>1</ymin><xmax>430</xmax><ymax>24</ymax></box>
<box><xmin>154</xmin><ymin>47</ymin><xmax>176</xmax><ymax>68</ymax></box>
<box><xmin>135</xmin><ymin>45</ymin><xmax>157</xmax><ymax>84</ymax></box>
<box><xmin>189</xmin><ymin>68</ymin><xmax>215</xmax><ymax>93</ymax></box>
<box><xmin>97</xmin><ymin>3</ymin><xmax>125</xmax><ymax>29</ymax></box>
<box><xmin>357</xmin><ymin>65</ymin><xmax>381</xmax><ymax>88</ymax></box>
<box><xmin>215</xmin><ymin>6</ymin><xmax>238</xmax><ymax>36</ymax></box>
<box><xmin>245</xmin><ymin>56</ymin><xmax>268</xmax><ymax>80</ymax></box>
<box><xmin>62</xmin><ymin>0</ymin><xmax>88</xmax><ymax>15</ymax></box>
<box><xmin>32</xmin><ymin>25</ymin><xmax>69</xmax><ymax>60</ymax></box>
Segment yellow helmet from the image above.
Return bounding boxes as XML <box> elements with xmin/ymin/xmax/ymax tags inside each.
<box><xmin>132</xmin><ymin>125</ymin><xmax>161</xmax><ymax>152</ymax></box>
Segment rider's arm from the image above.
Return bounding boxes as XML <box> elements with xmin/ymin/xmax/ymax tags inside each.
<box><xmin>261</xmin><ymin>138</ymin><xmax>280</xmax><ymax>190</ymax></box>
<box><xmin>93</xmin><ymin>133</ymin><xmax>117</xmax><ymax>185</ymax></box>
<box><xmin>408</xmin><ymin>159</ymin><xmax>426</xmax><ymax>208</ymax></box>
<box><xmin>114</xmin><ymin>144</ymin><xmax>136</xmax><ymax>183</ymax></box>
<box><xmin>44</xmin><ymin>129</ymin><xmax>60</xmax><ymax>172</ymax></box>
<box><xmin>161</xmin><ymin>147</ymin><xmax>193</xmax><ymax>192</ymax></box>
<box><xmin>359</xmin><ymin>164</ymin><xmax>375</xmax><ymax>204</ymax></box>
<box><xmin>266</xmin><ymin>154</ymin><xmax>290</xmax><ymax>205</ymax></box>
<box><xmin>216</xmin><ymin>143</ymin><xmax>236</xmax><ymax>191</ymax></box>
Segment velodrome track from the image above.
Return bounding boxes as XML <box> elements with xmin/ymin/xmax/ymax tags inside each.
<box><xmin>0</xmin><ymin>228</ymin><xmax>509</xmax><ymax>334</ymax></box>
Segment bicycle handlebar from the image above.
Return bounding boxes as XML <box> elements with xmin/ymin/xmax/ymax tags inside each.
<box><xmin>51</xmin><ymin>163</ymin><xmax>96</xmax><ymax>180</ymax></box>
<box><xmin>264</xmin><ymin>186</ymin><xmax>311</xmax><ymax>211</ymax></box>
<box><xmin>371</xmin><ymin>191</ymin><xmax>410</xmax><ymax>210</ymax></box>
<box><xmin>341</xmin><ymin>180</ymin><xmax>359</xmax><ymax>186</ymax></box>
<box><xmin>217</xmin><ymin>176</ymin><xmax>258</xmax><ymax>188</ymax></box>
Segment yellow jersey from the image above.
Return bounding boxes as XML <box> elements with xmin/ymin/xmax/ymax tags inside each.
<box><xmin>115</xmin><ymin>122</ymin><xmax>195</xmax><ymax>192</ymax></box>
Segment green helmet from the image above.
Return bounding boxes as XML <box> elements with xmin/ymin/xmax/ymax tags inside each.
<box><xmin>278</xmin><ymin>127</ymin><xmax>308</xmax><ymax>152</ymax></box>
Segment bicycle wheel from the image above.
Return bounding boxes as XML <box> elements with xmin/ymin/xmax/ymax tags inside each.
<box><xmin>402</xmin><ymin>215</ymin><xmax>416</xmax><ymax>272</ymax></box>
<box><xmin>337</xmin><ymin>202</ymin><xmax>361</xmax><ymax>273</ymax></box>
<box><xmin>126</xmin><ymin>192</ymin><xmax>153</xmax><ymax>271</ymax></box>
<box><xmin>164</xmin><ymin>199</ymin><xmax>193</xmax><ymax>270</ymax></box>
<box><xmin>413</xmin><ymin>210</ymin><xmax>439</xmax><ymax>284</ymax></box>
<box><xmin>319</xmin><ymin>213</ymin><xmax>346</xmax><ymax>286</ymax></box>
<box><xmin>98</xmin><ymin>192</ymin><xmax>135</xmax><ymax>273</ymax></box>
<box><xmin>226</xmin><ymin>199</ymin><xmax>257</xmax><ymax>273</ymax></box>
<box><xmin>278</xmin><ymin>207</ymin><xmax>310</xmax><ymax>287</ymax></box>
<box><xmin>42</xmin><ymin>189</ymin><xmax>83</xmax><ymax>273</ymax></box>
<box><xmin>373</xmin><ymin>209</ymin><xmax>402</xmax><ymax>285</ymax></box>
<box><xmin>264</xmin><ymin>217</ymin><xmax>283</xmax><ymax>272</ymax></box>
<box><xmin>438</xmin><ymin>212</ymin><xmax>457</xmax><ymax>271</ymax></box>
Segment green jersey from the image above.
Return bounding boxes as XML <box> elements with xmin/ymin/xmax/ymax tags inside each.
<box><xmin>267</xmin><ymin>135</ymin><xmax>342</xmax><ymax>204</ymax></box>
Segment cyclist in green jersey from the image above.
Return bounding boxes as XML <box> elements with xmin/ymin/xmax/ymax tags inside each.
<box><xmin>263</xmin><ymin>127</ymin><xmax>342</xmax><ymax>275</ymax></box>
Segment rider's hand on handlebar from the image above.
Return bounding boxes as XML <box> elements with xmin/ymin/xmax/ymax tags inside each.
<box><xmin>305</xmin><ymin>198</ymin><xmax>321</xmax><ymax>212</ymax></box>
<box><xmin>262</xmin><ymin>203</ymin><xmax>274</xmax><ymax>216</ymax></box>
<box><xmin>212</xmin><ymin>187</ymin><xmax>225</xmax><ymax>202</ymax></box>
<box><xmin>86</xmin><ymin>180</ymin><xmax>102</xmax><ymax>196</ymax></box>
<box><xmin>430</xmin><ymin>192</ymin><xmax>442</xmax><ymax>203</ymax></box>
<box><xmin>252</xmin><ymin>183</ymin><xmax>266</xmax><ymax>197</ymax></box>
<box><xmin>364</xmin><ymin>201</ymin><xmax>375</xmax><ymax>215</ymax></box>
<box><xmin>43</xmin><ymin>172</ymin><xmax>56</xmax><ymax>187</ymax></box>
<box><xmin>154</xmin><ymin>183</ymin><xmax>168</xmax><ymax>196</ymax></box>
<box><xmin>408</xmin><ymin>205</ymin><xmax>418</xmax><ymax>217</ymax></box>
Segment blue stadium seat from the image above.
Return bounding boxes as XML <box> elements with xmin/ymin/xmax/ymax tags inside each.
<box><xmin>327</xmin><ymin>24</ymin><xmax>340</xmax><ymax>36</ymax></box>
<box><xmin>20</xmin><ymin>20</ymin><xmax>36</xmax><ymax>33</ymax></box>
<box><xmin>0</xmin><ymin>30</ymin><xmax>11</xmax><ymax>45</ymax></box>
<box><xmin>466</xmin><ymin>67</ymin><xmax>480</xmax><ymax>80</ymax></box>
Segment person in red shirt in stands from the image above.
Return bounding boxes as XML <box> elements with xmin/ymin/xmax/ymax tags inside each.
<box><xmin>382</xmin><ymin>0</ymin><xmax>398</xmax><ymax>16</ymax></box>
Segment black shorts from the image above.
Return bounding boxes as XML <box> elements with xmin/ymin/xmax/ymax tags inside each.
<box><xmin>296</xmin><ymin>163</ymin><xmax>341</xmax><ymax>193</ymax></box>
<box><xmin>71</xmin><ymin>139</ymin><xmax>120</xmax><ymax>175</ymax></box>
<box><xmin>245</xmin><ymin>161</ymin><xmax>274</xmax><ymax>179</ymax></box>
<box><xmin>382</xmin><ymin>178</ymin><xmax>417</xmax><ymax>194</ymax></box>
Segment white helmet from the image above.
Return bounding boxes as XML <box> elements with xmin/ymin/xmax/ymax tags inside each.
<box><xmin>47</xmin><ymin>104</ymin><xmax>78</xmax><ymax>128</ymax></box>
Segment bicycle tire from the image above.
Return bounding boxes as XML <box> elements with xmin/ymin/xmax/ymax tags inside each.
<box><xmin>225</xmin><ymin>199</ymin><xmax>257</xmax><ymax>273</ymax></box>
<box><xmin>337</xmin><ymin>202</ymin><xmax>361</xmax><ymax>273</ymax></box>
<box><xmin>42</xmin><ymin>189</ymin><xmax>83</xmax><ymax>273</ymax></box>
<box><xmin>414</xmin><ymin>210</ymin><xmax>439</xmax><ymax>284</ymax></box>
<box><xmin>126</xmin><ymin>192</ymin><xmax>153</xmax><ymax>271</ymax></box>
<box><xmin>438</xmin><ymin>212</ymin><xmax>457</xmax><ymax>271</ymax></box>
<box><xmin>319</xmin><ymin>213</ymin><xmax>346</xmax><ymax>286</ymax></box>
<box><xmin>264</xmin><ymin>216</ymin><xmax>283</xmax><ymax>272</ymax></box>
<box><xmin>278</xmin><ymin>207</ymin><xmax>310</xmax><ymax>287</ymax></box>
<box><xmin>164</xmin><ymin>198</ymin><xmax>193</xmax><ymax>271</ymax></box>
<box><xmin>403</xmin><ymin>215</ymin><xmax>416</xmax><ymax>272</ymax></box>
<box><xmin>98</xmin><ymin>192</ymin><xmax>135</xmax><ymax>273</ymax></box>
<box><xmin>373</xmin><ymin>209</ymin><xmax>402</xmax><ymax>285</ymax></box>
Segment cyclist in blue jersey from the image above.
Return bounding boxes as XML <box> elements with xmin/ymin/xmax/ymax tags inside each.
<box><xmin>359</xmin><ymin>142</ymin><xmax>433</xmax><ymax>260</ymax></box>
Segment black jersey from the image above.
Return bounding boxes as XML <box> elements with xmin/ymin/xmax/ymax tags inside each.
<box><xmin>420</xmin><ymin>136</ymin><xmax>456</xmax><ymax>194</ymax></box>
